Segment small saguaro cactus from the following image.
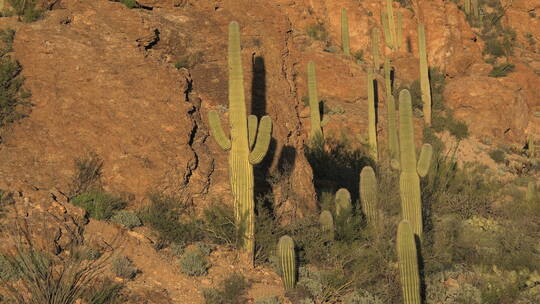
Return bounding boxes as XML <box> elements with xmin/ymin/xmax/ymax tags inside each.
<box><xmin>278</xmin><ymin>235</ymin><xmax>296</xmax><ymax>290</ymax></box>
<box><xmin>397</xmin><ymin>220</ymin><xmax>421</xmax><ymax>304</ymax></box>
<box><xmin>307</xmin><ymin>61</ymin><xmax>323</xmax><ymax>141</ymax></box>
<box><xmin>335</xmin><ymin>188</ymin><xmax>352</xmax><ymax>219</ymax></box>
<box><xmin>384</xmin><ymin>59</ymin><xmax>399</xmax><ymax>161</ymax></box>
<box><xmin>207</xmin><ymin>21</ymin><xmax>273</xmax><ymax>264</ymax></box>
<box><xmin>319</xmin><ymin>210</ymin><xmax>335</xmax><ymax>240</ymax></box>
<box><xmin>371</xmin><ymin>28</ymin><xmax>381</xmax><ymax>69</ymax></box>
<box><xmin>360</xmin><ymin>166</ymin><xmax>378</xmax><ymax>224</ymax></box>
<box><xmin>367</xmin><ymin>69</ymin><xmax>378</xmax><ymax>161</ymax></box>
<box><xmin>398</xmin><ymin>89</ymin><xmax>433</xmax><ymax>238</ymax></box>
<box><xmin>418</xmin><ymin>24</ymin><xmax>432</xmax><ymax>126</ymax></box>
<box><xmin>341</xmin><ymin>8</ymin><xmax>350</xmax><ymax>56</ymax></box>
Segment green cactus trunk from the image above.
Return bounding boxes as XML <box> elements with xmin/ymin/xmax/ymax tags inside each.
<box><xmin>464</xmin><ymin>0</ymin><xmax>471</xmax><ymax>15</ymax></box>
<box><xmin>526</xmin><ymin>182</ymin><xmax>536</xmax><ymax>201</ymax></box>
<box><xmin>360</xmin><ymin>166</ymin><xmax>378</xmax><ymax>224</ymax></box>
<box><xmin>397</xmin><ymin>220</ymin><xmax>421</xmax><ymax>304</ymax></box>
<box><xmin>398</xmin><ymin>89</ymin><xmax>423</xmax><ymax>237</ymax></box>
<box><xmin>397</xmin><ymin>11</ymin><xmax>402</xmax><ymax>51</ymax></box>
<box><xmin>278</xmin><ymin>235</ymin><xmax>296</xmax><ymax>290</ymax></box>
<box><xmin>367</xmin><ymin>70</ymin><xmax>378</xmax><ymax>161</ymax></box>
<box><xmin>319</xmin><ymin>210</ymin><xmax>335</xmax><ymax>240</ymax></box>
<box><xmin>371</xmin><ymin>28</ymin><xmax>381</xmax><ymax>69</ymax></box>
<box><xmin>528</xmin><ymin>135</ymin><xmax>536</xmax><ymax>158</ymax></box>
<box><xmin>308</xmin><ymin>61</ymin><xmax>323</xmax><ymax>141</ymax></box>
<box><xmin>341</xmin><ymin>8</ymin><xmax>350</xmax><ymax>56</ymax></box>
<box><xmin>385</xmin><ymin>0</ymin><xmax>397</xmax><ymax>50</ymax></box>
<box><xmin>381</xmin><ymin>11</ymin><xmax>392</xmax><ymax>48</ymax></box>
<box><xmin>472</xmin><ymin>0</ymin><xmax>479</xmax><ymax>19</ymax></box>
<box><xmin>384</xmin><ymin>59</ymin><xmax>399</xmax><ymax>161</ymax></box>
<box><xmin>418</xmin><ymin>24</ymin><xmax>432</xmax><ymax>126</ymax></box>
<box><xmin>207</xmin><ymin>22</ymin><xmax>273</xmax><ymax>265</ymax></box>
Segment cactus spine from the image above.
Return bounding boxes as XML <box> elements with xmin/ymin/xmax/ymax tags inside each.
<box><xmin>418</xmin><ymin>24</ymin><xmax>432</xmax><ymax>126</ymax></box>
<box><xmin>308</xmin><ymin>61</ymin><xmax>323</xmax><ymax>141</ymax></box>
<box><xmin>207</xmin><ymin>22</ymin><xmax>273</xmax><ymax>263</ymax></box>
<box><xmin>341</xmin><ymin>8</ymin><xmax>350</xmax><ymax>56</ymax></box>
<box><xmin>319</xmin><ymin>210</ymin><xmax>335</xmax><ymax>240</ymax></box>
<box><xmin>278</xmin><ymin>235</ymin><xmax>296</xmax><ymax>290</ymax></box>
<box><xmin>371</xmin><ymin>28</ymin><xmax>381</xmax><ymax>69</ymax></box>
<box><xmin>360</xmin><ymin>166</ymin><xmax>378</xmax><ymax>224</ymax></box>
<box><xmin>397</xmin><ymin>220</ymin><xmax>421</xmax><ymax>304</ymax></box>
<box><xmin>385</xmin><ymin>0</ymin><xmax>397</xmax><ymax>50</ymax></box>
<box><xmin>385</xmin><ymin>59</ymin><xmax>399</xmax><ymax>161</ymax></box>
<box><xmin>398</xmin><ymin>89</ymin><xmax>432</xmax><ymax>237</ymax></box>
<box><xmin>367</xmin><ymin>70</ymin><xmax>378</xmax><ymax>161</ymax></box>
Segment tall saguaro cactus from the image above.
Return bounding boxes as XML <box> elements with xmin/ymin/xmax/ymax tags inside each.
<box><xmin>385</xmin><ymin>0</ymin><xmax>397</xmax><ymax>49</ymax></box>
<box><xmin>207</xmin><ymin>21</ymin><xmax>273</xmax><ymax>263</ymax></box>
<box><xmin>397</xmin><ymin>220</ymin><xmax>421</xmax><ymax>304</ymax></box>
<box><xmin>398</xmin><ymin>89</ymin><xmax>432</xmax><ymax>237</ymax></box>
<box><xmin>360</xmin><ymin>166</ymin><xmax>378</xmax><ymax>224</ymax></box>
<box><xmin>308</xmin><ymin>61</ymin><xmax>323</xmax><ymax>141</ymax></box>
<box><xmin>371</xmin><ymin>28</ymin><xmax>381</xmax><ymax>69</ymax></box>
<box><xmin>384</xmin><ymin>59</ymin><xmax>399</xmax><ymax>161</ymax></box>
<box><xmin>341</xmin><ymin>8</ymin><xmax>350</xmax><ymax>56</ymax></box>
<box><xmin>367</xmin><ymin>70</ymin><xmax>378</xmax><ymax>161</ymax></box>
<box><xmin>278</xmin><ymin>235</ymin><xmax>296</xmax><ymax>290</ymax></box>
<box><xmin>418</xmin><ymin>24</ymin><xmax>432</xmax><ymax>126</ymax></box>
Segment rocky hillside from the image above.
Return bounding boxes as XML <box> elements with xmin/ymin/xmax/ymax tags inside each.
<box><xmin>0</xmin><ymin>0</ymin><xmax>539</xmax><ymax>303</ymax></box>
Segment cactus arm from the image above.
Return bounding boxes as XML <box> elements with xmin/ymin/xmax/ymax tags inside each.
<box><xmin>308</xmin><ymin>61</ymin><xmax>323</xmax><ymax>140</ymax></box>
<box><xmin>418</xmin><ymin>24</ymin><xmax>432</xmax><ymax>126</ymax></box>
<box><xmin>385</xmin><ymin>0</ymin><xmax>397</xmax><ymax>49</ymax></box>
<box><xmin>397</xmin><ymin>11</ymin><xmax>402</xmax><ymax>51</ymax></box>
<box><xmin>381</xmin><ymin>11</ymin><xmax>392</xmax><ymax>48</ymax></box>
<box><xmin>385</xmin><ymin>59</ymin><xmax>399</xmax><ymax>161</ymax></box>
<box><xmin>360</xmin><ymin>166</ymin><xmax>378</xmax><ymax>224</ymax></box>
<box><xmin>397</xmin><ymin>220</ymin><xmax>421</xmax><ymax>304</ymax></box>
<box><xmin>341</xmin><ymin>8</ymin><xmax>350</xmax><ymax>55</ymax></box>
<box><xmin>208</xmin><ymin>111</ymin><xmax>231</xmax><ymax>150</ymax></box>
<box><xmin>367</xmin><ymin>69</ymin><xmax>378</xmax><ymax>161</ymax></box>
<box><xmin>278</xmin><ymin>235</ymin><xmax>296</xmax><ymax>290</ymax></box>
<box><xmin>417</xmin><ymin>143</ymin><xmax>433</xmax><ymax>177</ymax></box>
<box><xmin>248</xmin><ymin>115</ymin><xmax>258</xmax><ymax>149</ymax></box>
<box><xmin>248</xmin><ymin>116</ymin><xmax>272</xmax><ymax>165</ymax></box>
<box><xmin>399</xmin><ymin>90</ymin><xmax>417</xmax><ymax>173</ymax></box>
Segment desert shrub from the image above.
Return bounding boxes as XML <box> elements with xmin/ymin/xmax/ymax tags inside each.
<box><xmin>0</xmin><ymin>29</ymin><xmax>15</xmax><ymax>56</ymax></box>
<box><xmin>69</xmin><ymin>152</ymin><xmax>104</xmax><ymax>197</ymax></box>
<box><xmin>202</xmin><ymin>203</ymin><xmax>239</xmax><ymax>248</ymax></box>
<box><xmin>488</xmin><ymin>149</ymin><xmax>506</xmax><ymax>163</ymax></box>
<box><xmin>138</xmin><ymin>193</ymin><xmax>203</xmax><ymax>245</ymax></box>
<box><xmin>198</xmin><ymin>243</ymin><xmax>215</xmax><ymax>256</ymax></box>
<box><xmin>488</xmin><ymin>63</ymin><xmax>515</xmax><ymax>77</ymax></box>
<box><xmin>0</xmin><ymin>253</ymin><xmax>19</xmax><ymax>281</ymax></box>
<box><xmin>306</xmin><ymin>24</ymin><xmax>329</xmax><ymax>43</ymax></box>
<box><xmin>353</xmin><ymin>50</ymin><xmax>364</xmax><ymax>63</ymax></box>
<box><xmin>179</xmin><ymin>250</ymin><xmax>209</xmax><ymax>276</ymax></box>
<box><xmin>202</xmin><ymin>273</ymin><xmax>249</xmax><ymax>304</ymax></box>
<box><xmin>344</xmin><ymin>289</ymin><xmax>383</xmax><ymax>304</ymax></box>
<box><xmin>174</xmin><ymin>51</ymin><xmax>204</xmax><ymax>69</ymax></box>
<box><xmin>170</xmin><ymin>241</ymin><xmax>186</xmax><ymax>257</ymax></box>
<box><xmin>425</xmin><ymin>267</ymin><xmax>482</xmax><ymax>304</ymax></box>
<box><xmin>0</xmin><ymin>46</ymin><xmax>32</xmax><ymax>128</ymax></box>
<box><xmin>111</xmin><ymin>255</ymin><xmax>138</xmax><ymax>279</ymax></box>
<box><xmin>254</xmin><ymin>296</ymin><xmax>281</xmax><ymax>304</ymax></box>
<box><xmin>71</xmin><ymin>191</ymin><xmax>126</xmax><ymax>220</ymax></box>
<box><xmin>254</xmin><ymin>194</ymin><xmax>282</xmax><ymax>264</ymax></box>
<box><xmin>110</xmin><ymin>211</ymin><xmax>142</xmax><ymax>229</ymax></box>
<box><xmin>84</xmin><ymin>278</ymin><xmax>123</xmax><ymax>304</ymax></box>
<box><xmin>7</xmin><ymin>0</ymin><xmax>43</xmax><ymax>23</ymax></box>
<box><xmin>118</xmin><ymin>0</ymin><xmax>137</xmax><ymax>8</ymax></box>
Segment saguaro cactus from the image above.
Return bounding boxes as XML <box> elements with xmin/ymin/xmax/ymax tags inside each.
<box><xmin>319</xmin><ymin>210</ymin><xmax>335</xmax><ymax>240</ymax></box>
<box><xmin>472</xmin><ymin>0</ymin><xmax>479</xmax><ymax>19</ymax></box>
<box><xmin>384</xmin><ymin>59</ymin><xmax>399</xmax><ymax>161</ymax></box>
<box><xmin>207</xmin><ymin>21</ymin><xmax>272</xmax><ymax>263</ymax></box>
<box><xmin>418</xmin><ymin>24</ymin><xmax>432</xmax><ymax>126</ymax></box>
<box><xmin>360</xmin><ymin>166</ymin><xmax>378</xmax><ymax>224</ymax></box>
<box><xmin>464</xmin><ymin>0</ymin><xmax>471</xmax><ymax>15</ymax></box>
<box><xmin>526</xmin><ymin>182</ymin><xmax>536</xmax><ymax>201</ymax></box>
<box><xmin>397</xmin><ymin>220</ymin><xmax>421</xmax><ymax>304</ymax></box>
<box><xmin>398</xmin><ymin>89</ymin><xmax>432</xmax><ymax>237</ymax></box>
<box><xmin>371</xmin><ymin>28</ymin><xmax>381</xmax><ymax>69</ymax></box>
<box><xmin>335</xmin><ymin>188</ymin><xmax>352</xmax><ymax>219</ymax></box>
<box><xmin>367</xmin><ymin>70</ymin><xmax>378</xmax><ymax>161</ymax></box>
<box><xmin>528</xmin><ymin>135</ymin><xmax>536</xmax><ymax>158</ymax></box>
<box><xmin>341</xmin><ymin>8</ymin><xmax>350</xmax><ymax>56</ymax></box>
<box><xmin>381</xmin><ymin>11</ymin><xmax>392</xmax><ymax>48</ymax></box>
<box><xmin>385</xmin><ymin>0</ymin><xmax>397</xmax><ymax>49</ymax></box>
<box><xmin>396</xmin><ymin>11</ymin><xmax>403</xmax><ymax>51</ymax></box>
<box><xmin>308</xmin><ymin>61</ymin><xmax>323</xmax><ymax>140</ymax></box>
<box><xmin>278</xmin><ymin>235</ymin><xmax>296</xmax><ymax>290</ymax></box>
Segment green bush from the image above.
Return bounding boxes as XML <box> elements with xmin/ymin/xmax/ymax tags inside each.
<box><xmin>179</xmin><ymin>250</ymin><xmax>209</xmax><ymax>276</ymax></box>
<box><xmin>489</xmin><ymin>149</ymin><xmax>506</xmax><ymax>163</ymax></box>
<box><xmin>71</xmin><ymin>191</ymin><xmax>126</xmax><ymax>220</ymax></box>
<box><xmin>254</xmin><ymin>296</ymin><xmax>281</xmax><ymax>304</ymax></box>
<box><xmin>69</xmin><ymin>152</ymin><xmax>104</xmax><ymax>197</ymax></box>
<box><xmin>110</xmin><ymin>211</ymin><xmax>141</xmax><ymax>229</ymax></box>
<box><xmin>202</xmin><ymin>203</ymin><xmax>239</xmax><ymax>248</ymax></box>
<box><xmin>0</xmin><ymin>45</ymin><xmax>32</xmax><ymax>128</ymax></box>
<box><xmin>202</xmin><ymin>273</ymin><xmax>249</xmax><ymax>304</ymax></box>
<box><xmin>111</xmin><ymin>255</ymin><xmax>138</xmax><ymax>279</ymax></box>
<box><xmin>488</xmin><ymin>63</ymin><xmax>515</xmax><ymax>77</ymax></box>
<box><xmin>7</xmin><ymin>0</ymin><xmax>43</xmax><ymax>23</ymax></box>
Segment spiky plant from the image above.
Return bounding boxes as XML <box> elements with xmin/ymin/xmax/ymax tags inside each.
<box><xmin>397</xmin><ymin>220</ymin><xmax>421</xmax><ymax>304</ymax></box>
<box><xmin>418</xmin><ymin>24</ymin><xmax>432</xmax><ymax>126</ymax></box>
<box><xmin>384</xmin><ymin>58</ymin><xmax>399</xmax><ymax>161</ymax></box>
<box><xmin>207</xmin><ymin>21</ymin><xmax>273</xmax><ymax>264</ymax></box>
<box><xmin>371</xmin><ymin>28</ymin><xmax>381</xmax><ymax>69</ymax></box>
<box><xmin>385</xmin><ymin>0</ymin><xmax>397</xmax><ymax>49</ymax></box>
<box><xmin>367</xmin><ymin>69</ymin><xmax>378</xmax><ymax>161</ymax></box>
<box><xmin>307</xmin><ymin>61</ymin><xmax>323</xmax><ymax>141</ymax></box>
<box><xmin>278</xmin><ymin>235</ymin><xmax>296</xmax><ymax>290</ymax></box>
<box><xmin>360</xmin><ymin>166</ymin><xmax>378</xmax><ymax>224</ymax></box>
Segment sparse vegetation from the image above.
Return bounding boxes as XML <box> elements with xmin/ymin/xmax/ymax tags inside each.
<box><xmin>6</xmin><ymin>0</ymin><xmax>43</xmax><ymax>23</ymax></box>
<box><xmin>174</xmin><ymin>51</ymin><xmax>204</xmax><ymax>69</ymax></box>
<box><xmin>110</xmin><ymin>210</ymin><xmax>142</xmax><ymax>229</ymax></box>
<box><xmin>202</xmin><ymin>273</ymin><xmax>250</xmax><ymax>304</ymax></box>
<box><xmin>179</xmin><ymin>249</ymin><xmax>210</xmax><ymax>276</ymax></box>
<box><xmin>488</xmin><ymin>63</ymin><xmax>515</xmax><ymax>77</ymax></box>
<box><xmin>306</xmin><ymin>24</ymin><xmax>329</xmax><ymax>44</ymax></box>
<box><xmin>71</xmin><ymin>191</ymin><xmax>126</xmax><ymax>220</ymax></box>
<box><xmin>489</xmin><ymin>149</ymin><xmax>506</xmax><ymax>163</ymax></box>
<box><xmin>111</xmin><ymin>255</ymin><xmax>138</xmax><ymax>279</ymax></box>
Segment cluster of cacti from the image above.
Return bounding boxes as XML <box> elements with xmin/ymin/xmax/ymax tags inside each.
<box><xmin>308</xmin><ymin>61</ymin><xmax>323</xmax><ymax>141</ymax></box>
<box><xmin>319</xmin><ymin>210</ymin><xmax>335</xmax><ymax>240</ymax></box>
<box><xmin>207</xmin><ymin>21</ymin><xmax>273</xmax><ymax>263</ymax></box>
<box><xmin>418</xmin><ymin>24</ymin><xmax>432</xmax><ymax>126</ymax></box>
<box><xmin>278</xmin><ymin>235</ymin><xmax>296</xmax><ymax>290</ymax></box>
<box><xmin>360</xmin><ymin>166</ymin><xmax>378</xmax><ymax>224</ymax></box>
<box><xmin>397</xmin><ymin>220</ymin><xmax>421</xmax><ymax>304</ymax></box>
<box><xmin>398</xmin><ymin>89</ymin><xmax>433</xmax><ymax>238</ymax></box>
<box><xmin>384</xmin><ymin>59</ymin><xmax>399</xmax><ymax>162</ymax></box>
<box><xmin>367</xmin><ymin>70</ymin><xmax>378</xmax><ymax>161</ymax></box>
<box><xmin>341</xmin><ymin>8</ymin><xmax>350</xmax><ymax>56</ymax></box>
<box><xmin>371</xmin><ymin>28</ymin><xmax>381</xmax><ymax>69</ymax></box>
